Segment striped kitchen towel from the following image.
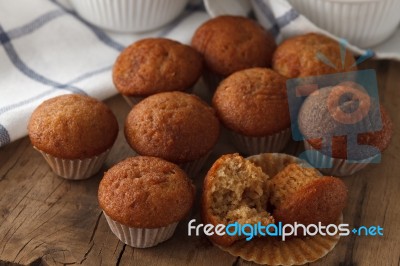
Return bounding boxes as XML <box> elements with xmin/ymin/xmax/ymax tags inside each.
<box><xmin>0</xmin><ymin>0</ymin><xmax>209</xmax><ymax>148</ymax></box>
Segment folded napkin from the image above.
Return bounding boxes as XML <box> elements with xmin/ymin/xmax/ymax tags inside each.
<box><xmin>0</xmin><ymin>0</ymin><xmax>209</xmax><ymax>148</ymax></box>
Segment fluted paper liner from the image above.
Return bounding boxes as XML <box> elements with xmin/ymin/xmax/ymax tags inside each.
<box><xmin>303</xmin><ymin>141</ymin><xmax>378</xmax><ymax>177</ymax></box>
<box><xmin>35</xmin><ymin>147</ymin><xmax>110</xmax><ymax>180</ymax></box>
<box><xmin>129</xmin><ymin>149</ymin><xmax>210</xmax><ymax>179</ymax></box>
<box><xmin>215</xmin><ymin>153</ymin><xmax>342</xmax><ymax>265</ymax></box>
<box><xmin>123</xmin><ymin>95</ymin><xmax>145</xmax><ymax>107</ymax></box>
<box><xmin>104</xmin><ymin>212</ymin><xmax>178</xmax><ymax>248</ymax></box>
<box><xmin>202</xmin><ymin>69</ymin><xmax>225</xmax><ymax>93</ymax></box>
<box><xmin>217</xmin><ymin>226</ymin><xmax>341</xmax><ymax>266</ymax></box>
<box><xmin>230</xmin><ymin>128</ymin><xmax>291</xmax><ymax>155</ymax></box>
<box><xmin>179</xmin><ymin>151</ymin><xmax>211</xmax><ymax>179</ymax></box>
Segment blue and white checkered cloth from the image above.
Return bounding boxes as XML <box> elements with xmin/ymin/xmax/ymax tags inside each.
<box><xmin>0</xmin><ymin>0</ymin><xmax>209</xmax><ymax>148</ymax></box>
<box><xmin>1</xmin><ymin>0</ymin><xmax>399</xmax><ymax>148</ymax></box>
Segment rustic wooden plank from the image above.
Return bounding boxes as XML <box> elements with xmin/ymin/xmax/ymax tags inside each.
<box><xmin>0</xmin><ymin>60</ymin><xmax>399</xmax><ymax>265</ymax></box>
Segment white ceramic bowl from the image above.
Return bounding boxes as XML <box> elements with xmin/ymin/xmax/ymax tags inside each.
<box><xmin>287</xmin><ymin>0</ymin><xmax>400</xmax><ymax>48</ymax></box>
<box><xmin>204</xmin><ymin>0</ymin><xmax>252</xmax><ymax>17</ymax></box>
<box><xmin>69</xmin><ymin>0</ymin><xmax>189</xmax><ymax>33</ymax></box>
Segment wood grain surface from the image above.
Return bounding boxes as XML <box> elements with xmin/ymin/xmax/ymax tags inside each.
<box><xmin>0</xmin><ymin>60</ymin><xmax>399</xmax><ymax>266</ymax></box>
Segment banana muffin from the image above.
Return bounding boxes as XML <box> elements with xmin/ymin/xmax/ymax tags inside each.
<box><xmin>191</xmin><ymin>15</ymin><xmax>276</xmax><ymax>90</ymax></box>
<box><xmin>113</xmin><ymin>38</ymin><xmax>203</xmax><ymax>106</ymax></box>
<box><xmin>202</xmin><ymin>153</ymin><xmax>274</xmax><ymax>246</ymax></box>
<box><xmin>28</xmin><ymin>94</ymin><xmax>118</xmax><ymax>179</ymax></box>
<box><xmin>298</xmin><ymin>83</ymin><xmax>393</xmax><ymax>175</ymax></box>
<box><xmin>212</xmin><ymin>68</ymin><xmax>291</xmax><ymax>155</ymax></box>
<box><xmin>216</xmin><ymin>153</ymin><xmax>347</xmax><ymax>265</ymax></box>
<box><xmin>272</xmin><ymin>33</ymin><xmax>356</xmax><ymax>78</ymax></box>
<box><xmin>98</xmin><ymin>156</ymin><xmax>195</xmax><ymax>248</ymax></box>
<box><xmin>124</xmin><ymin>91</ymin><xmax>220</xmax><ymax>177</ymax></box>
<box><xmin>269</xmin><ymin>163</ymin><xmax>347</xmax><ymax>227</ymax></box>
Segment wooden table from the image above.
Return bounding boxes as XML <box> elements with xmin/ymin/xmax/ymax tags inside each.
<box><xmin>1</xmin><ymin>60</ymin><xmax>399</xmax><ymax>266</ymax></box>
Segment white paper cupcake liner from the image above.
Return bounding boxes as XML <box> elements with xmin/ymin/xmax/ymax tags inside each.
<box><xmin>218</xmin><ymin>217</ymin><xmax>341</xmax><ymax>266</ymax></box>
<box><xmin>35</xmin><ymin>147</ymin><xmax>110</xmax><ymax>180</ymax></box>
<box><xmin>202</xmin><ymin>69</ymin><xmax>225</xmax><ymax>93</ymax></box>
<box><xmin>179</xmin><ymin>151</ymin><xmax>211</xmax><ymax>179</ymax></box>
<box><xmin>288</xmin><ymin>0</ymin><xmax>400</xmax><ymax>48</ymax></box>
<box><xmin>69</xmin><ymin>0</ymin><xmax>189</xmax><ymax>33</ymax></box>
<box><xmin>303</xmin><ymin>141</ymin><xmax>379</xmax><ymax>176</ymax></box>
<box><xmin>230</xmin><ymin>128</ymin><xmax>291</xmax><ymax>155</ymax></box>
<box><xmin>103</xmin><ymin>212</ymin><xmax>178</xmax><ymax>248</ymax></box>
<box><xmin>123</xmin><ymin>95</ymin><xmax>146</xmax><ymax>108</ymax></box>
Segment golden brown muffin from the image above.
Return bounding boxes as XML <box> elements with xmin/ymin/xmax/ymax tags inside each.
<box><xmin>125</xmin><ymin>91</ymin><xmax>220</xmax><ymax>164</ymax></box>
<box><xmin>269</xmin><ymin>163</ymin><xmax>321</xmax><ymax>207</ymax></box>
<box><xmin>298</xmin><ymin>84</ymin><xmax>393</xmax><ymax>159</ymax></box>
<box><xmin>202</xmin><ymin>154</ymin><xmax>274</xmax><ymax>246</ymax></box>
<box><xmin>269</xmin><ymin>163</ymin><xmax>347</xmax><ymax>226</ymax></box>
<box><xmin>306</xmin><ymin>107</ymin><xmax>393</xmax><ymax>159</ymax></box>
<box><xmin>98</xmin><ymin>156</ymin><xmax>195</xmax><ymax>228</ymax></box>
<box><xmin>191</xmin><ymin>15</ymin><xmax>276</xmax><ymax>77</ymax></box>
<box><xmin>28</xmin><ymin>94</ymin><xmax>118</xmax><ymax>159</ymax></box>
<box><xmin>272</xmin><ymin>33</ymin><xmax>356</xmax><ymax>78</ymax></box>
<box><xmin>212</xmin><ymin>68</ymin><xmax>290</xmax><ymax>136</ymax></box>
<box><xmin>113</xmin><ymin>38</ymin><xmax>203</xmax><ymax>97</ymax></box>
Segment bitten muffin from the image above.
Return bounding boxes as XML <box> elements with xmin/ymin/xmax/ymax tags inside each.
<box><xmin>299</xmin><ymin>84</ymin><xmax>393</xmax><ymax>159</ymax></box>
<box><xmin>272</xmin><ymin>33</ymin><xmax>356</xmax><ymax>78</ymax></box>
<box><xmin>212</xmin><ymin>68</ymin><xmax>291</xmax><ymax>154</ymax></box>
<box><xmin>124</xmin><ymin>91</ymin><xmax>220</xmax><ymax>176</ymax></box>
<box><xmin>269</xmin><ymin>163</ymin><xmax>348</xmax><ymax>226</ymax></box>
<box><xmin>113</xmin><ymin>38</ymin><xmax>203</xmax><ymax>105</ymax></box>
<box><xmin>202</xmin><ymin>153</ymin><xmax>274</xmax><ymax>247</ymax></box>
<box><xmin>218</xmin><ymin>153</ymin><xmax>346</xmax><ymax>265</ymax></box>
<box><xmin>98</xmin><ymin>156</ymin><xmax>195</xmax><ymax>248</ymax></box>
<box><xmin>28</xmin><ymin>94</ymin><xmax>118</xmax><ymax>179</ymax></box>
<box><xmin>191</xmin><ymin>15</ymin><xmax>276</xmax><ymax>88</ymax></box>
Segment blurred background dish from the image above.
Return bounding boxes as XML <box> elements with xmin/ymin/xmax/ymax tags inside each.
<box><xmin>69</xmin><ymin>0</ymin><xmax>189</xmax><ymax>33</ymax></box>
<box><xmin>285</xmin><ymin>0</ymin><xmax>400</xmax><ymax>48</ymax></box>
<box><xmin>205</xmin><ymin>0</ymin><xmax>400</xmax><ymax>49</ymax></box>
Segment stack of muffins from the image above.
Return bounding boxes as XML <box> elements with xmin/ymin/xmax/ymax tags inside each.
<box><xmin>26</xmin><ymin>14</ymin><xmax>393</xmax><ymax>263</ymax></box>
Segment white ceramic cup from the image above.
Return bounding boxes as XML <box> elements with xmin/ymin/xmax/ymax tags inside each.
<box><xmin>204</xmin><ymin>0</ymin><xmax>400</xmax><ymax>48</ymax></box>
<box><xmin>287</xmin><ymin>0</ymin><xmax>400</xmax><ymax>48</ymax></box>
<box><xmin>69</xmin><ymin>0</ymin><xmax>189</xmax><ymax>33</ymax></box>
